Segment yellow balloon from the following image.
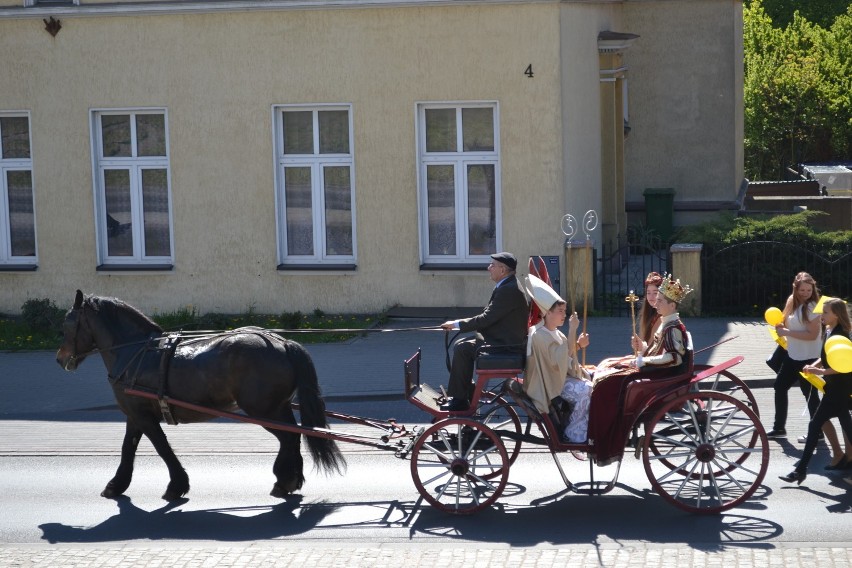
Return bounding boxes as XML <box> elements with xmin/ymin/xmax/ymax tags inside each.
<box><xmin>826</xmin><ymin>343</ymin><xmax>852</xmax><ymax>374</ymax></box>
<box><xmin>768</xmin><ymin>326</ymin><xmax>788</xmax><ymax>349</ymax></box>
<box><xmin>764</xmin><ymin>307</ymin><xmax>783</xmax><ymax>327</ymax></box>
<box><xmin>825</xmin><ymin>335</ymin><xmax>851</xmax><ymax>352</ymax></box>
<box><xmin>800</xmin><ymin>371</ymin><xmax>825</xmax><ymax>393</ymax></box>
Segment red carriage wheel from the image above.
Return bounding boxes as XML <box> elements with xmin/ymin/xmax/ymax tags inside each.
<box><xmin>647</xmin><ymin>389</ymin><xmax>761</xmax><ymax>479</ymax></box>
<box><xmin>410</xmin><ymin>418</ymin><xmax>509</xmax><ymax>514</ymax></box>
<box><xmin>478</xmin><ymin>395</ymin><xmax>523</xmax><ymax>478</ymax></box>
<box><xmin>642</xmin><ymin>391</ymin><xmax>768</xmax><ymax>514</ymax></box>
<box><xmin>649</xmin><ymin>367</ymin><xmax>760</xmax><ymax>477</ymax></box>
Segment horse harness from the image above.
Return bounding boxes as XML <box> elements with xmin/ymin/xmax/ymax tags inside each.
<box><xmin>156</xmin><ymin>334</ymin><xmax>181</xmax><ymax>425</ymax></box>
<box><xmin>106</xmin><ymin>328</ymin><xmax>285</xmax><ymax>426</ymax></box>
<box><xmin>102</xmin><ymin>333</ymin><xmax>182</xmax><ymax>425</ymax></box>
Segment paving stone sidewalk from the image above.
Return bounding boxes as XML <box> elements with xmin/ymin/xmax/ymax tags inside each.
<box><xmin>1</xmin><ymin>542</ymin><xmax>851</xmax><ymax>567</ymax></box>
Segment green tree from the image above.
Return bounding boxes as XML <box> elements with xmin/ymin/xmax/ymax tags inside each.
<box><xmin>821</xmin><ymin>9</ymin><xmax>852</xmax><ymax>158</ymax></box>
<box><xmin>744</xmin><ymin>1</ymin><xmax>852</xmax><ymax>180</ymax></box>
<box><xmin>745</xmin><ymin>0</ymin><xmax>850</xmax><ymax>29</ymax></box>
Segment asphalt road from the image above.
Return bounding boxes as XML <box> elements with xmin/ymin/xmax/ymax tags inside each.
<box><xmin>2</xmin><ymin>448</ymin><xmax>851</xmax><ymax>547</ymax></box>
<box><xmin>2</xmin><ymin>317</ymin><xmax>851</xmax><ymax>565</ymax></box>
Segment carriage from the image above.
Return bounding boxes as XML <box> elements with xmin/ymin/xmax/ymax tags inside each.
<box><xmin>401</xmin><ymin>342</ymin><xmax>767</xmax><ymax>515</ymax></box>
<box><xmin>58</xmin><ymin>291</ymin><xmax>769</xmax><ymax>516</ymax></box>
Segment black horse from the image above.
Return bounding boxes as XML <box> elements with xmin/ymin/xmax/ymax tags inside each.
<box><xmin>56</xmin><ymin>290</ymin><xmax>345</xmax><ymax>501</ymax></box>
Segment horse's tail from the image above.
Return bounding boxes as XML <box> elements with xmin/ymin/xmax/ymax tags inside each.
<box><xmin>287</xmin><ymin>342</ymin><xmax>346</xmax><ymax>476</ymax></box>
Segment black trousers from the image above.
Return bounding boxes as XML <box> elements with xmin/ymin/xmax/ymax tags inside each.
<box><xmin>772</xmin><ymin>357</ymin><xmax>819</xmax><ymax>431</ymax></box>
<box><xmin>796</xmin><ymin>394</ymin><xmax>852</xmax><ymax>473</ymax></box>
<box><xmin>447</xmin><ymin>337</ymin><xmax>482</xmax><ymax>400</ymax></box>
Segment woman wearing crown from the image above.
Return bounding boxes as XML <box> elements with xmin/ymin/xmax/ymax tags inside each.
<box><xmin>586</xmin><ymin>274</ymin><xmax>693</xmax><ymax>464</ymax></box>
<box><xmin>593</xmin><ymin>274</ymin><xmax>691</xmax><ymax>376</ymax></box>
<box><xmin>624</xmin><ymin>273</ymin><xmax>691</xmax><ymax>373</ymax></box>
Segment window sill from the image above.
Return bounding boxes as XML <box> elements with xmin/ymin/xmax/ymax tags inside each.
<box><xmin>97</xmin><ymin>264</ymin><xmax>174</xmax><ymax>272</ymax></box>
<box><xmin>0</xmin><ymin>264</ymin><xmax>38</xmax><ymax>272</ymax></box>
<box><xmin>277</xmin><ymin>264</ymin><xmax>357</xmax><ymax>271</ymax></box>
<box><xmin>420</xmin><ymin>263</ymin><xmax>489</xmax><ymax>271</ymax></box>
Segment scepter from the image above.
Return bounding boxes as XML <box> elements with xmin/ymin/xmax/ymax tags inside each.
<box><xmin>625</xmin><ymin>290</ymin><xmax>640</xmax><ymax>356</ymax></box>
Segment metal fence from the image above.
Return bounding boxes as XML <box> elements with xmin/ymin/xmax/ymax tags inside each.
<box><xmin>701</xmin><ymin>239</ymin><xmax>852</xmax><ymax>316</ymax></box>
<box><xmin>594</xmin><ymin>233</ymin><xmax>670</xmax><ymax>316</ymax></box>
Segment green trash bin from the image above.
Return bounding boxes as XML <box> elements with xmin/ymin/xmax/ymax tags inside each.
<box><xmin>643</xmin><ymin>188</ymin><xmax>675</xmax><ymax>242</ymax></box>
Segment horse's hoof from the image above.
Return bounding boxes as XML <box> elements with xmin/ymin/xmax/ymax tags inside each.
<box><xmin>162</xmin><ymin>483</ymin><xmax>189</xmax><ymax>501</ymax></box>
<box><xmin>161</xmin><ymin>489</ymin><xmax>188</xmax><ymax>501</ymax></box>
<box><xmin>270</xmin><ymin>482</ymin><xmax>298</xmax><ymax>498</ymax></box>
<box><xmin>101</xmin><ymin>483</ymin><xmax>125</xmax><ymax>498</ymax></box>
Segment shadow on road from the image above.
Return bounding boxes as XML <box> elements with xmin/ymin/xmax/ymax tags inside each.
<box><xmin>39</xmin><ymin>495</ymin><xmax>333</xmax><ymax>543</ymax></box>
<box><xmin>407</xmin><ymin>486</ymin><xmax>783</xmax><ymax>547</ymax></box>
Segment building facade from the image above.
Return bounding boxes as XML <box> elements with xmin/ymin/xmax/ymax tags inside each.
<box><xmin>0</xmin><ymin>0</ymin><xmax>743</xmax><ymax>314</ymax></box>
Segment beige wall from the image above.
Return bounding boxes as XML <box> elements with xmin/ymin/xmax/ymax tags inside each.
<box><xmin>0</xmin><ymin>3</ymin><xmax>567</xmax><ymax>314</ymax></box>
<box><xmin>559</xmin><ymin>3</ymin><xmax>615</xmax><ymax>242</ymax></box>
<box><xmin>623</xmin><ymin>0</ymin><xmax>744</xmax><ymax>221</ymax></box>
<box><xmin>0</xmin><ymin>0</ymin><xmax>744</xmax><ymax>315</ymax></box>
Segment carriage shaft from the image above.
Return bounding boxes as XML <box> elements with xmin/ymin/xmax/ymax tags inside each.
<box><xmin>124</xmin><ymin>388</ymin><xmax>411</xmax><ymax>452</ymax></box>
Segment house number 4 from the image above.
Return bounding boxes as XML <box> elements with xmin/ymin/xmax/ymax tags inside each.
<box><xmin>525</xmin><ymin>64</ymin><xmax>534</xmax><ymax>78</ymax></box>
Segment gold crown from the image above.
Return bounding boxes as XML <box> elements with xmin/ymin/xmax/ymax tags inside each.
<box><xmin>659</xmin><ymin>273</ymin><xmax>693</xmax><ymax>304</ymax></box>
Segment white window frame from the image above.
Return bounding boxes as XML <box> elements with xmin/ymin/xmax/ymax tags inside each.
<box><xmin>273</xmin><ymin>104</ymin><xmax>357</xmax><ymax>266</ymax></box>
<box><xmin>416</xmin><ymin>102</ymin><xmax>502</xmax><ymax>266</ymax></box>
<box><xmin>24</xmin><ymin>0</ymin><xmax>79</xmax><ymax>6</ymax></box>
<box><xmin>90</xmin><ymin>108</ymin><xmax>174</xmax><ymax>267</ymax></box>
<box><xmin>0</xmin><ymin>111</ymin><xmax>38</xmax><ymax>267</ymax></box>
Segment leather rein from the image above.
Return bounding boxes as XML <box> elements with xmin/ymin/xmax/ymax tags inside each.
<box><xmin>67</xmin><ymin>303</ymin><xmax>444</xmax><ymax>367</ymax></box>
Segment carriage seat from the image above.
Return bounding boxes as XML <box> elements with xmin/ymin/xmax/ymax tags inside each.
<box><xmin>621</xmin><ymin>332</ymin><xmax>694</xmax><ymax>417</ymax></box>
<box><xmin>475</xmin><ymin>351</ymin><xmax>525</xmax><ymax>371</ymax></box>
<box><xmin>473</xmin><ymin>340</ymin><xmax>525</xmax><ymax>372</ymax></box>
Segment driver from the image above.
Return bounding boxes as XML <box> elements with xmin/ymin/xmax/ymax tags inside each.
<box><xmin>439</xmin><ymin>252</ymin><xmax>529</xmax><ymax>411</ymax></box>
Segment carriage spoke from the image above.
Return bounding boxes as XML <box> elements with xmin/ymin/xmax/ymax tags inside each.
<box><xmin>411</xmin><ymin>418</ymin><xmax>509</xmax><ymax>514</ymax></box>
<box><xmin>644</xmin><ymin>391</ymin><xmax>768</xmax><ymax>514</ymax></box>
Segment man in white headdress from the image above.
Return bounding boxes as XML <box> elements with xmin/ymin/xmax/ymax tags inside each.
<box><xmin>522</xmin><ymin>274</ymin><xmax>592</xmax><ymax>442</ymax></box>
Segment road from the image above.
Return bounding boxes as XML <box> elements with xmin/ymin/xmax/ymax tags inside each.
<box><xmin>1</xmin><ymin>410</ymin><xmax>851</xmax><ymax>547</ymax></box>
<box><xmin>2</xmin><ymin>322</ymin><xmax>852</xmax><ymax>566</ymax></box>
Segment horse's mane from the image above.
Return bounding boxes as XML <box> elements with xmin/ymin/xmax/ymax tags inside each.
<box><xmin>87</xmin><ymin>295</ymin><xmax>163</xmax><ymax>334</ymax></box>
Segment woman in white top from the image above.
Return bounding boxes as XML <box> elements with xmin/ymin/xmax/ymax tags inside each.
<box><xmin>766</xmin><ymin>272</ymin><xmax>823</xmax><ymax>438</ymax></box>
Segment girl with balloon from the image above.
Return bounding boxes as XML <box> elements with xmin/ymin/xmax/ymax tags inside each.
<box><xmin>780</xmin><ymin>298</ymin><xmax>852</xmax><ymax>484</ymax></box>
<box><xmin>765</xmin><ymin>272</ymin><xmax>823</xmax><ymax>439</ymax></box>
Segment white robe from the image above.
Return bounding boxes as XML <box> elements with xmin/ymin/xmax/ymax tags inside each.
<box><xmin>523</xmin><ymin>325</ymin><xmax>592</xmax><ymax>442</ymax></box>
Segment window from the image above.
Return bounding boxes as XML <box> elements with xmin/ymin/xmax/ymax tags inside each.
<box><xmin>274</xmin><ymin>105</ymin><xmax>356</xmax><ymax>267</ymax></box>
<box><xmin>91</xmin><ymin>110</ymin><xmax>173</xmax><ymax>269</ymax></box>
<box><xmin>417</xmin><ymin>103</ymin><xmax>501</xmax><ymax>266</ymax></box>
<box><xmin>24</xmin><ymin>0</ymin><xmax>79</xmax><ymax>6</ymax></box>
<box><xmin>0</xmin><ymin>113</ymin><xmax>37</xmax><ymax>268</ymax></box>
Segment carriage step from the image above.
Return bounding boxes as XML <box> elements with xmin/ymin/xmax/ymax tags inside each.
<box><xmin>410</xmin><ymin>382</ymin><xmax>443</xmax><ymax>413</ymax></box>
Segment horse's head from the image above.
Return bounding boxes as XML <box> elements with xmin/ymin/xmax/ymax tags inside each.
<box><xmin>56</xmin><ymin>290</ymin><xmax>96</xmax><ymax>371</ymax></box>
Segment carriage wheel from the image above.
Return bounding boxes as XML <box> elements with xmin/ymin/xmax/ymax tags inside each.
<box><xmin>693</xmin><ymin>365</ymin><xmax>759</xmax><ymax>416</ymax></box>
<box><xmin>478</xmin><ymin>396</ymin><xmax>523</xmax><ymax>478</ymax></box>
<box><xmin>648</xmin><ymin>381</ymin><xmax>760</xmax><ymax>478</ymax></box>
<box><xmin>642</xmin><ymin>391</ymin><xmax>768</xmax><ymax>514</ymax></box>
<box><xmin>410</xmin><ymin>418</ymin><xmax>509</xmax><ymax>515</ymax></box>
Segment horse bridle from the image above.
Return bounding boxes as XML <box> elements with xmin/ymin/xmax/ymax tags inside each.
<box><xmin>63</xmin><ymin>304</ymin><xmax>94</xmax><ymax>370</ymax></box>
<box><xmin>65</xmin><ymin>301</ymin><xmax>153</xmax><ymax>368</ymax></box>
